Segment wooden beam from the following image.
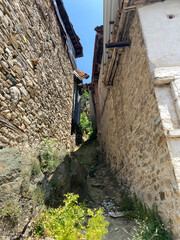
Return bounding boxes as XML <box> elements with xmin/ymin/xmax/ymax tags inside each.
<box><xmin>127</xmin><ymin>0</ymin><xmax>163</xmax><ymax>6</ymax></box>
<box><xmin>105</xmin><ymin>41</ymin><xmax>131</xmax><ymax>48</ymax></box>
<box><xmin>124</xmin><ymin>6</ymin><xmax>136</xmax><ymax>12</ymax></box>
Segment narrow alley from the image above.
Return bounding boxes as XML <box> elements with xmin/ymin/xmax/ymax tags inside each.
<box><xmin>70</xmin><ymin>140</ymin><xmax>137</xmax><ymax>240</ymax></box>
<box><xmin>0</xmin><ymin>0</ymin><xmax>180</xmax><ymax>239</ymax></box>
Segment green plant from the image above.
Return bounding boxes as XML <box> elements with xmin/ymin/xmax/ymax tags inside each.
<box><xmin>130</xmin><ymin>217</ymin><xmax>172</xmax><ymax>240</ymax></box>
<box><xmin>39</xmin><ymin>138</ymin><xmax>60</xmax><ymax>170</ymax></box>
<box><xmin>80</xmin><ymin>112</ymin><xmax>93</xmax><ymax>135</ymax></box>
<box><xmin>33</xmin><ymin>185</ymin><xmax>44</xmax><ymax>205</ymax></box>
<box><xmin>31</xmin><ymin>160</ymin><xmax>41</xmax><ymax>176</ymax></box>
<box><xmin>89</xmin><ymin>129</ymin><xmax>97</xmax><ymax>140</ymax></box>
<box><xmin>21</xmin><ymin>178</ymin><xmax>30</xmax><ymax>198</ymax></box>
<box><xmin>81</xmin><ymin>90</ymin><xmax>90</xmax><ymax>114</ymax></box>
<box><xmin>33</xmin><ymin>193</ymin><xmax>108</xmax><ymax>240</ymax></box>
<box><xmin>120</xmin><ymin>193</ymin><xmax>147</xmax><ymax>220</ymax></box>
<box><xmin>120</xmin><ymin>193</ymin><xmax>173</xmax><ymax>240</ymax></box>
<box><xmin>81</xmin><ymin>90</ymin><xmax>89</xmax><ymax>102</ymax></box>
<box><xmin>0</xmin><ymin>198</ymin><xmax>21</xmax><ymax>223</ymax></box>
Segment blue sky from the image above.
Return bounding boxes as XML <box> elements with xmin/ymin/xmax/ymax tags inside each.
<box><xmin>63</xmin><ymin>0</ymin><xmax>103</xmax><ymax>83</ymax></box>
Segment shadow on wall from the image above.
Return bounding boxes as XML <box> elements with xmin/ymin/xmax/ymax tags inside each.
<box><xmin>0</xmin><ymin>138</ymin><xmax>101</xmax><ymax>239</ymax></box>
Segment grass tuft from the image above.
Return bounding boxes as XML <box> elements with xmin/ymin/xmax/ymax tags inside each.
<box><xmin>120</xmin><ymin>192</ymin><xmax>173</xmax><ymax>240</ymax></box>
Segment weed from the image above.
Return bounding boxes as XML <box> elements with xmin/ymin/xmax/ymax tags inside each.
<box><xmin>0</xmin><ymin>198</ymin><xmax>21</xmax><ymax>223</ymax></box>
<box><xmin>31</xmin><ymin>161</ymin><xmax>41</xmax><ymax>176</ymax></box>
<box><xmin>39</xmin><ymin>138</ymin><xmax>60</xmax><ymax>171</ymax></box>
<box><xmin>79</xmin><ymin>112</ymin><xmax>97</xmax><ymax>141</ymax></box>
<box><xmin>81</xmin><ymin>90</ymin><xmax>89</xmax><ymax>102</ymax></box>
<box><xmin>21</xmin><ymin>178</ymin><xmax>30</xmax><ymax>198</ymax></box>
<box><xmin>80</xmin><ymin>112</ymin><xmax>93</xmax><ymax>134</ymax></box>
<box><xmin>33</xmin><ymin>185</ymin><xmax>44</xmax><ymax>205</ymax></box>
<box><xmin>130</xmin><ymin>218</ymin><xmax>172</xmax><ymax>240</ymax></box>
<box><xmin>120</xmin><ymin>192</ymin><xmax>173</xmax><ymax>240</ymax></box>
<box><xmin>33</xmin><ymin>193</ymin><xmax>109</xmax><ymax>240</ymax></box>
<box><xmin>120</xmin><ymin>193</ymin><xmax>148</xmax><ymax>220</ymax></box>
<box><xmin>51</xmin><ymin>179</ymin><xmax>59</xmax><ymax>188</ymax></box>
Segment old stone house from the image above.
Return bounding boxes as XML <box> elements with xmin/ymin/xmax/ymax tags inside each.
<box><xmin>0</xmin><ymin>0</ymin><xmax>89</xmax><ymax>149</ymax></box>
<box><xmin>0</xmin><ymin>0</ymin><xmax>89</xmax><ymax>238</ymax></box>
<box><xmin>92</xmin><ymin>0</ymin><xmax>180</xmax><ymax>238</ymax></box>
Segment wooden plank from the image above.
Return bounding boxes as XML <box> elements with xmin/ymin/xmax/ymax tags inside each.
<box><xmin>108</xmin><ymin>53</ymin><xmax>121</xmax><ymax>85</ymax></box>
<box><xmin>124</xmin><ymin>0</ymin><xmax>129</xmax><ymax>6</ymax></box>
<box><xmin>121</xmin><ymin>11</ymin><xmax>130</xmax><ymax>41</ymax></box>
<box><xmin>104</xmin><ymin>50</ymin><xmax>117</xmax><ymax>85</ymax></box>
<box><xmin>129</xmin><ymin>0</ymin><xmax>163</xmax><ymax>6</ymax></box>
<box><xmin>124</xmin><ymin>6</ymin><xmax>136</xmax><ymax>12</ymax></box>
<box><xmin>104</xmin><ymin>0</ymin><xmax>130</xmax><ymax>86</ymax></box>
<box><xmin>115</xmin><ymin>11</ymin><xmax>128</xmax><ymax>42</ymax></box>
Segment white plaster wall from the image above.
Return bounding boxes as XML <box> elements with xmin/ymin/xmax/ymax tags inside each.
<box><xmin>138</xmin><ymin>0</ymin><xmax>180</xmax><ymax>70</ymax></box>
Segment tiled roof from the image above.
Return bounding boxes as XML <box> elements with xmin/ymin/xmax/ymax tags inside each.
<box><xmin>74</xmin><ymin>69</ymin><xmax>89</xmax><ymax>81</ymax></box>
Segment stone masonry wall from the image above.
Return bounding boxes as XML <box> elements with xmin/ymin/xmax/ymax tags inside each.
<box><xmin>0</xmin><ymin>0</ymin><xmax>75</xmax><ymax>149</ymax></box>
<box><xmin>0</xmin><ymin>1</ymin><xmax>77</xmax><ymax>238</ymax></box>
<box><xmin>98</xmin><ymin>12</ymin><xmax>180</xmax><ymax>238</ymax></box>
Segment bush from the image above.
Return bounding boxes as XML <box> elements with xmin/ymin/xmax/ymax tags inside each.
<box><xmin>80</xmin><ymin>112</ymin><xmax>93</xmax><ymax>135</ymax></box>
<box><xmin>79</xmin><ymin>90</ymin><xmax>97</xmax><ymax>140</ymax></box>
<box><xmin>39</xmin><ymin>138</ymin><xmax>59</xmax><ymax>170</ymax></box>
<box><xmin>81</xmin><ymin>90</ymin><xmax>89</xmax><ymax>103</ymax></box>
<box><xmin>33</xmin><ymin>193</ymin><xmax>108</xmax><ymax>240</ymax></box>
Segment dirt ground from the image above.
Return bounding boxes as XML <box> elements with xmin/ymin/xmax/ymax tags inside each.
<box><xmin>72</xmin><ymin>140</ymin><xmax>137</xmax><ymax>240</ymax></box>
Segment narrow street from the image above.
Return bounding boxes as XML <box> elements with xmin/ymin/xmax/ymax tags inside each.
<box><xmin>71</xmin><ymin>140</ymin><xmax>137</xmax><ymax>240</ymax></box>
<box><xmin>0</xmin><ymin>0</ymin><xmax>179</xmax><ymax>239</ymax></box>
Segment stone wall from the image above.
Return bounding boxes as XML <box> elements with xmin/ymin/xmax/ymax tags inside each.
<box><xmin>0</xmin><ymin>0</ymin><xmax>75</xmax><ymax>149</ymax></box>
<box><xmin>98</xmin><ymin>11</ymin><xmax>180</xmax><ymax>238</ymax></box>
<box><xmin>0</xmin><ymin>1</ymin><xmax>78</xmax><ymax>238</ymax></box>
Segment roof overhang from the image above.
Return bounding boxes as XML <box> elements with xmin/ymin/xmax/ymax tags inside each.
<box><xmin>74</xmin><ymin>70</ymin><xmax>89</xmax><ymax>81</ymax></box>
<box><xmin>53</xmin><ymin>0</ymin><xmax>83</xmax><ymax>58</ymax></box>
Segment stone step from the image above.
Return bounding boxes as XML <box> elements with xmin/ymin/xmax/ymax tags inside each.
<box><xmin>168</xmin><ymin>129</ymin><xmax>180</xmax><ymax>138</ymax></box>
